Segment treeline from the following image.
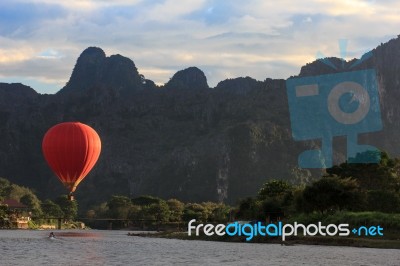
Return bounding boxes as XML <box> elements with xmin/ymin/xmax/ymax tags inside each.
<box><xmin>2</xmin><ymin>151</ymin><xmax>400</xmax><ymax>228</ymax></box>
<box><xmin>86</xmin><ymin>151</ymin><xmax>400</xmax><ymax>226</ymax></box>
<box><xmin>86</xmin><ymin>195</ymin><xmax>232</xmax><ymax>224</ymax></box>
<box><xmin>236</xmin><ymin>152</ymin><xmax>400</xmax><ymax>221</ymax></box>
<box><xmin>0</xmin><ymin>178</ymin><xmax>77</xmax><ymax>221</ymax></box>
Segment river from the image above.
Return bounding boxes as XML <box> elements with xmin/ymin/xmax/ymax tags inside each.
<box><xmin>0</xmin><ymin>230</ymin><xmax>399</xmax><ymax>265</ymax></box>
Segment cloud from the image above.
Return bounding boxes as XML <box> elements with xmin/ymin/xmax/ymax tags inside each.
<box><xmin>11</xmin><ymin>0</ymin><xmax>144</xmax><ymax>10</ymax></box>
<box><xmin>37</xmin><ymin>49</ymin><xmax>64</xmax><ymax>59</ymax></box>
<box><xmin>0</xmin><ymin>0</ymin><xmax>398</xmax><ymax>93</ymax></box>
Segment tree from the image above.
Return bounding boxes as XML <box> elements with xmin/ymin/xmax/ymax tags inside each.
<box><xmin>327</xmin><ymin>151</ymin><xmax>400</xmax><ymax>192</ymax></box>
<box><xmin>41</xmin><ymin>200</ymin><xmax>64</xmax><ymax>218</ymax></box>
<box><xmin>182</xmin><ymin>203</ymin><xmax>206</xmax><ymax>222</ymax></box>
<box><xmin>366</xmin><ymin>190</ymin><xmax>400</xmax><ymax>213</ymax></box>
<box><xmin>302</xmin><ymin>176</ymin><xmax>360</xmax><ymax>213</ymax></box>
<box><xmin>87</xmin><ymin>202</ymin><xmax>109</xmax><ymax>219</ymax></box>
<box><xmin>131</xmin><ymin>195</ymin><xmax>162</xmax><ymax>206</ymax></box>
<box><xmin>258</xmin><ymin>179</ymin><xmax>292</xmax><ymax>200</ymax></box>
<box><xmin>55</xmin><ymin>195</ymin><xmax>78</xmax><ymax>221</ymax></box>
<box><xmin>127</xmin><ymin>205</ymin><xmax>141</xmax><ymax>220</ymax></box>
<box><xmin>0</xmin><ymin>178</ymin><xmax>11</xmax><ymax>196</ymax></box>
<box><xmin>167</xmin><ymin>199</ymin><xmax>184</xmax><ymax>222</ymax></box>
<box><xmin>256</xmin><ymin>179</ymin><xmax>294</xmax><ymax>220</ymax></box>
<box><xmin>107</xmin><ymin>195</ymin><xmax>132</xmax><ymax>219</ymax></box>
<box><xmin>261</xmin><ymin>198</ymin><xmax>284</xmax><ymax>221</ymax></box>
<box><xmin>0</xmin><ymin>177</ymin><xmax>43</xmax><ymax>217</ymax></box>
<box><xmin>236</xmin><ymin>197</ymin><xmax>263</xmax><ymax>220</ymax></box>
<box><xmin>86</xmin><ymin>209</ymin><xmax>96</xmax><ymax>219</ymax></box>
<box><xmin>20</xmin><ymin>193</ymin><xmax>42</xmax><ymax>217</ymax></box>
<box><xmin>208</xmin><ymin>203</ymin><xmax>231</xmax><ymax>223</ymax></box>
<box><xmin>0</xmin><ymin>204</ymin><xmax>7</xmax><ymax>217</ymax></box>
<box><xmin>148</xmin><ymin>201</ymin><xmax>170</xmax><ymax>222</ymax></box>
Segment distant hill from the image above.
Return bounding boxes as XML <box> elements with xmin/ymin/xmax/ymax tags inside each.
<box><xmin>1</xmin><ymin>36</ymin><xmax>400</xmax><ymax>211</ymax></box>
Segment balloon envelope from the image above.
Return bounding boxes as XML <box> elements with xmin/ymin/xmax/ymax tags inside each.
<box><xmin>42</xmin><ymin>122</ymin><xmax>101</xmax><ymax>193</ymax></box>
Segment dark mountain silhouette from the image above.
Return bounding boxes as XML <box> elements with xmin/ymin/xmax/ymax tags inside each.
<box><xmin>1</xmin><ymin>36</ymin><xmax>400</xmax><ymax>211</ymax></box>
<box><xmin>59</xmin><ymin>47</ymin><xmax>144</xmax><ymax>94</ymax></box>
<box><xmin>165</xmin><ymin>67</ymin><xmax>209</xmax><ymax>90</ymax></box>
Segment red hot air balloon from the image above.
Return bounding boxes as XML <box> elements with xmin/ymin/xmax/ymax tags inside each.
<box><xmin>42</xmin><ymin>122</ymin><xmax>101</xmax><ymax>200</ymax></box>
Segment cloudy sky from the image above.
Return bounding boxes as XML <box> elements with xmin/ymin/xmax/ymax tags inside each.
<box><xmin>0</xmin><ymin>0</ymin><xmax>398</xmax><ymax>94</ymax></box>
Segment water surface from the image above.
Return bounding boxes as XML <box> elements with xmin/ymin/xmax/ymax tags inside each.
<box><xmin>0</xmin><ymin>230</ymin><xmax>399</xmax><ymax>265</ymax></box>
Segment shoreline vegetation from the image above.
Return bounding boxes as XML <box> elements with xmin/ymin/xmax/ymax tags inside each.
<box><xmin>128</xmin><ymin>230</ymin><xmax>400</xmax><ymax>249</ymax></box>
<box><xmin>126</xmin><ymin>209</ymin><xmax>400</xmax><ymax>249</ymax></box>
<box><xmin>2</xmin><ymin>151</ymin><xmax>400</xmax><ymax>251</ymax></box>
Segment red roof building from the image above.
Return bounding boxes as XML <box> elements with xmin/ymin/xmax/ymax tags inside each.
<box><xmin>1</xmin><ymin>199</ymin><xmax>28</xmax><ymax>209</ymax></box>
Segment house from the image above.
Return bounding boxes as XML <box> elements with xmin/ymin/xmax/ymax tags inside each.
<box><xmin>1</xmin><ymin>199</ymin><xmax>31</xmax><ymax>229</ymax></box>
<box><xmin>1</xmin><ymin>199</ymin><xmax>28</xmax><ymax>210</ymax></box>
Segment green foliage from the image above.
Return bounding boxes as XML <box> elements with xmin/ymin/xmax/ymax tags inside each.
<box><xmin>87</xmin><ymin>202</ymin><xmax>108</xmax><ymax>219</ymax></box>
<box><xmin>127</xmin><ymin>205</ymin><xmax>141</xmax><ymax>220</ymax></box>
<box><xmin>236</xmin><ymin>197</ymin><xmax>263</xmax><ymax>220</ymax></box>
<box><xmin>0</xmin><ymin>177</ymin><xmax>43</xmax><ymax>217</ymax></box>
<box><xmin>55</xmin><ymin>195</ymin><xmax>78</xmax><ymax>220</ymax></box>
<box><xmin>167</xmin><ymin>199</ymin><xmax>184</xmax><ymax>222</ymax></box>
<box><xmin>107</xmin><ymin>195</ymin><xmax>132</xmax><ymax>219</ymax></box>
<box><xmin>0</xmin><ymin>178</ymin><xmax>11</xmax><ymax>193</ymax></box>
<box><xmin>302</xmin><ymin>176</ymin><xmax>360</xmax><ymax>213</ymax></box>
<box><xmin>41</xmin><ymin>199</ymin><xmax>64</xmax><ymax>218</ymax></box>
<box><xmin>131</xmin><ymin>195</ymin><xmax>163</xmax><ymax>206</ymax></box>
<box><xmin>290</xmin><ymin>211</ymin><xmax>400</xmax><ymax>230</ymax></box>
<box><xmin>92</xmin><ymin>194</ymin><xmax>231</xmax><ymax>224</ymax></box>
<box><xmin>144</xmin><ymin>201</ymin><xmax>170</xmax><ymax>222</ymax></box>
<box><xmin>0</xmin><ymin>204</ymin><xmax>7</xmax><ymax>217</ymax></box>
<box><xmin>207</xmin><ymin>203</ymin><xmax>232</xmax><ymax>223</ymax></box>
<box><xmin>260</xmin><ymin>199</ymin><xmax>284</xmax><ymax>220</ymax></box>
<box><xmin>27</xmin><ymin>220</ymin><xmax>39</xmax><ymax>229</ymax></box>
<box><xmin>326</xmin><ymin>212</ymin><xmax>400</xmax><ymax>229</ymax></box>
<box><xmin>101</xmin><ymin>195</ymin><xmax>208</xmax><ymax>223</ymax></box>
<box><xmin>236</xmin><ymin>179</ymin><xmax>294</xmax><ymax>221</ymax></box>
<box><xmin>366</xmin><ymin>190</ymin><xmax>400</xmax><ymax>213</ymax></box>
<box><xmin>323</xmin><ymin>152</ymin><xmax>400</xmax><ymax>213</ymax></box>
<box><xmin>237</xmin><ymin>153</ymin><xmax>400</xmax><ymax>220</ymax></box>
<box><xmin>20</xmin><ymin>193</ymin><xmax>42</xmax><ymax>217</ymax></box>
<box><xmin>183</xmin><ymin>203</ymin><xmax>205</xmax><ymax>222</ymax></box>
<box><xmin>327</xmin><ymin>151</ymin><xmax>400</xmax><ymax>191</ymax></box>
<box><xmin>258</xmin><ymin>179</ymin><xmax>292</xmax><ymax>199</ymax></box>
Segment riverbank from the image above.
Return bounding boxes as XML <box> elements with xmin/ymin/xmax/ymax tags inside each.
<box><xmin>4</xmin><ymin>229</ymin><xmax>400</xmax><ymax>265</ymax></box>
<box><xmin>129</xmin><ymin>231</ymin><xmax>400</xmax><ymax>249</ymax></box>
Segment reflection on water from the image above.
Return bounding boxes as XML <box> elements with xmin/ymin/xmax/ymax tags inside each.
<box><xmin>0</xmin><ymin>230</ymin><xmax>399</xmax><ymax>266</ymax></box>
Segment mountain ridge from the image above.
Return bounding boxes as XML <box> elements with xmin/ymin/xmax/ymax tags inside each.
<box><xmin>1</xmin><ymin>36</ymin><xmax>400</xmax><ymax>212</ymax></box>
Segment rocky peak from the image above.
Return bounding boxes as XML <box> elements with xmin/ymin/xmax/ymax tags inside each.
<box><xmin>59</xmin><ymin>47</ymin><xmax>142</xmax><ymax>94</ymax></box>
<box><xmin>215</xmin><ymin>76</ymin><xmax>261</xmax><ymax>95</ymax></box>
<box><xmin>165</xmin><ymin>67</ymin><xmax>209</xmax><ymax>90</ymax></box>
<box><xmin>0</xmin><ymin>83</ymin><xmax>38</xmax><ymax>107</ymax></box>
<box><xmin>64</xmin><ymin>47</ymin><xmax>106</xmax><ymax>91</ymax></box>
<box><xmin>298</xmin><ymin>57</ymin><xmax>352</xmax><ymax>77</ymax></box>
<box><xmin>101</xmin><ymin>54</ymin><xmax>142</xmax><ymax>91</ymax></box>
<box><xmin>79</xmin><ymin>46</ymin><xmax>106</xmax><ymax>61</ymax></box>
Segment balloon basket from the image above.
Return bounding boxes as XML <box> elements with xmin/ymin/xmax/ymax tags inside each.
<box><xmin>68</xmin><ymin>193</ymin><xmax>75</xmax><ymax>201</ymax></box>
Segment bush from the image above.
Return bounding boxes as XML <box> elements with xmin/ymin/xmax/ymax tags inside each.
<box><xmin>289</xmin><ymin>211</ymin><xmax>400</xmax><ymax>230</ymax></box>
<box><xmin>28</xmin><ymin>220</ymin><xmax>39</xmax><ymax>229</ymax></box>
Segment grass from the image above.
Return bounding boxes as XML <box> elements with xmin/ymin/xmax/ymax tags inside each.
<box><xmin>129</xmin><ymin>211</ymin><xmax>400</xmax><ymax>249</ymax></box>
<box><xmin>288</xmin><ymin>211</ymin><xmax>400</xmax><ymax>231</ymax></box>
<box><xmin>28</xmin><ymin>220</ymin><xmax>39</xmax><ymax>229</ymax></box>
<box><xmin>135</xmin><ymin>230</ymin><xmax>400</xmax><ymax>249</ymax></box>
